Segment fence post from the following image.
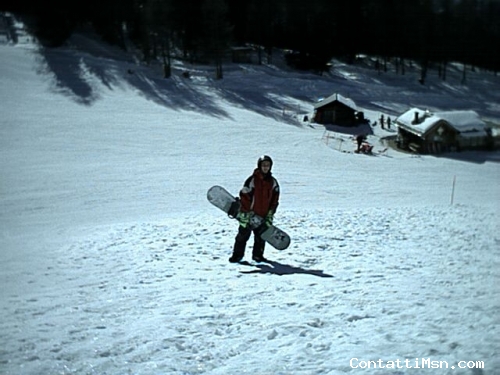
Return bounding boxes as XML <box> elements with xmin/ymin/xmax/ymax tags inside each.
<box><xmin>450</xmin><ymin>175</ymin><xmax>456</xmax><ymax>205</ymax></box>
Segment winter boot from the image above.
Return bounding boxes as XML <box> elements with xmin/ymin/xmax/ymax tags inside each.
<box><xmin>252</xmin><ymin>237</ymin><xmax>267</xmax><ymax>262</ymax></box>
<box><xmin>228</xmin><ymin>254</ymin><xmax>243</xmax><ymax>263</ymax></box>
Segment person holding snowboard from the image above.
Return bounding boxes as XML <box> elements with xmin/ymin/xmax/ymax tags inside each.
<box><xmin>229</xmin><ymin>155</ymin><xmax>280</xmax><ymax>263</ymax></box>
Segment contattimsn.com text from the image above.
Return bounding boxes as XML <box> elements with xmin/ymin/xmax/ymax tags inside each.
<box><xmin>350</xmin><ymin>358</ymin><xmax>485</xmax><ymax>370</ymax></box>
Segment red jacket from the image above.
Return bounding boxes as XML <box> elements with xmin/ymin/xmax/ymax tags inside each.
<box><xmin>240</xmin><ymin>169</ymin><xmax>280</xmax><ymax>217</ymax></box>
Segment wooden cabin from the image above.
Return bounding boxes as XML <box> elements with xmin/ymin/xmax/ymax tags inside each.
<box><xmin>395</xmin><ymin>108</ymin><xmax>490</xmax><ymax>154</ymax></box>
<box><xmin>313</xmin><ymin>93</ymin><xmax>358</xmax><ymax>126</ymax></box>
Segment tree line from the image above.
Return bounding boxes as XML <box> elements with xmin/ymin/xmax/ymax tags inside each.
<box><xmin>3</xmin><ymin>0</ymin><xmax>499</xmax><ymax>80</ymax></box>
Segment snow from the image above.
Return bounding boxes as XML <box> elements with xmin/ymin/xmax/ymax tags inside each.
<box><xmin>435</xmin><ymin>111</ymin><xmax>486</xmax><ymax>132</ymax></box>
<box><xmin>1</xmin><ymin>26</ymin><xmax>500</xmax><ymax>375</ymax></box>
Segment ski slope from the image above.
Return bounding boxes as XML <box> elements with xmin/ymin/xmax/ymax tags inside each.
<box><xmin>1</xmin><ymin>26</ymin><xmax>499</xmax><ymax>375</ymax></box>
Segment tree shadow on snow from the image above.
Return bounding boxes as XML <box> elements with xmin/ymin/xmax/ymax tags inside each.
<box><xmin>23</xmin><ymin>27</ymin><xmax>500</xmax><ymax>125</ymax></box>
<box><xmin>30</xmin><ymin>32</ymin><xmax>230</xmax><ymax>118</ymax></box>
<box><xmin>27</xmin><ymin>32</ymin><xmax>334</xmax><ymax>125</ymax></box>
<box><xmin>239</xmin><ymin>260</ymin><xmax>333</xmax><ymax>278</ymax></box>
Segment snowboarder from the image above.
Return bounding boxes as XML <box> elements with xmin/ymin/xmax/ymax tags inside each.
<box><xmin>229</xmin><ymin>155</ymin><xmax>280</xmax><ymax>263</ymax></box>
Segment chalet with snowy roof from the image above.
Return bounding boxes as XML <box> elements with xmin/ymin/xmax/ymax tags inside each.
<box><xmin>313</xmin><ymin>93</ymin><xmax>358</xmax><ymax>126</ymax></box>
<box><xmin>395</xmin><ymin>108</ymin><xmax>491</xmax><ymax>154</ymax></box>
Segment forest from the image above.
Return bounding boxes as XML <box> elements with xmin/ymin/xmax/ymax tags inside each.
<box><xmin>3</xmin><ymin>0</ymin><xmax>500</xmax><ymax>79</ymax></box>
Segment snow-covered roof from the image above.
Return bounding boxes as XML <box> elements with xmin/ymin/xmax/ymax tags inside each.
<box><xmin>314</xmin><ymin>93</ymin><xmax>357</xmax><ymax>111</ymax></box>
<box><xmin>396</xmin><ymin>108</ymin><xmax>435</xmax><ymax>135</ymax></box>
<box><xmin>435</xmin><ymin>110</ymin><xmax>486</xmax><ymax>132</ymax></box>
<box><xmin>396</xmin><ymin>108</ymin><xmax>486</xmax><ymax>136</ymax></box>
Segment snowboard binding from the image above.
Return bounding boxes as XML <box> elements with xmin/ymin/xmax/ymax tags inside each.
<box><xmin>227</xmin><ymin>197</ymin><xmax>241</xmax><ymax>219</ymax></box>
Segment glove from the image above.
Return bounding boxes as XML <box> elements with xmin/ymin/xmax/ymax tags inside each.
<box><xmin>265</xmin><ymin>211</ymin><xmax>274</xmax><ymax>227</ymax></box>
<box><xmin>236</xmin><ymin>211</ymin><xmax>251</xmax><ymax>228</ymax></box>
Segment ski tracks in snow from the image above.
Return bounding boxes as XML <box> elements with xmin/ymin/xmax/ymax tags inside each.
<box><xmin>1</xmin><ymin>205</ymin><xmax>498</xmax><ymax>374</ymax></box>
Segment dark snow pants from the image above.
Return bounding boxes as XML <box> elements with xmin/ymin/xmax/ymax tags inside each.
<box><xmin>232</xmin><ymin>225</ymin><xmax>265</xmax><ymax>259</ymax></box>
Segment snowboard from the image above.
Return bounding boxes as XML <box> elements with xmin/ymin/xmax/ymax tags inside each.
<box><xmin>207</xmin><ymin>185</ymin><xmax>291</xmax><ymax>250</ymax></box>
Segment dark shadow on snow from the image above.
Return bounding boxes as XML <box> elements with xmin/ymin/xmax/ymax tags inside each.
<box><xmin>434</xmin><ymin>151</ymin><xmax>500</xmax><ymax>164</ymax></box>
<box><xmin>239</xmin><ymin>260</ymin><xmax>333</xmax><ymax>278</ymax></box>
<box><xmin>26</xmin><ymin>30</ymin><xmax>500</xmax><ymax>126</ymax></box>
<box><xmin>27</xmin><ymin>32</ymin><xmax>310</xmax><ymax>124</ymax></box>
<box><xmin>34</xmin><ymin>45</ymin><xmax>231</xmax><ymax>118</ymax></box>
<box><xmin>324</xmin><ymin>123</ymin><xmax>373</xmax><ymax>137</ymax></box>
<box><xmin>24</xmin><ymin>33</ymin><xmax>335</xmax><ymax>126</ymax></box>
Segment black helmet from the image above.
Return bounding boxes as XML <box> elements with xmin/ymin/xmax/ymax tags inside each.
<box><xmin>257</xmin><ymin>155</ymin><xmax>273</xmax><ymax>171</ymax></box>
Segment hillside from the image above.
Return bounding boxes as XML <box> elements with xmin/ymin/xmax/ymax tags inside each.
<box><xmin>1</xmin><ymin>23</ymin><xmax>499</xmax><ymax>375</ymax></box>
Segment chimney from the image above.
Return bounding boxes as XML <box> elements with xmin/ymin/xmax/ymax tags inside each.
<box><xmin>413</xmin><ymin>111</ymin><xmax>419</xmax><ymax>124</ymax></box>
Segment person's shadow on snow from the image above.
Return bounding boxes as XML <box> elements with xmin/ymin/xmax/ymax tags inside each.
<box><xmin>240</xmin><ymin>260</ymin><xmax>333</xmax><ymax>278</ymax></box>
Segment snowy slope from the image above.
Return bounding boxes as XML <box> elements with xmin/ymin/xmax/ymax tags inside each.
<box><xmin>1</xmin><ymin>28</ymin><xmax>499</xmax><ymax>375</ymax></box>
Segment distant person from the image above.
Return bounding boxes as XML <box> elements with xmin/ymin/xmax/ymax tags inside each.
<box><xmin>229</xmin><ymin>155</ymin><xmax>280</xmax><ymax>263</ymax></box>
<box><xmin>360</xmin><ymin>142</ymin><xmax>373</xmax><ymax>154</ymax></box>
<box><xmin>356</xmin><ymin>134</ymin><xmax>367</xmax><ymax>152</ymax></box>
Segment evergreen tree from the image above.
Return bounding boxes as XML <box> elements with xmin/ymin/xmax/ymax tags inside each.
<box><xmin>142</xmin><ymin>0</ymin><xmax>177</xmax><ymax>76</ymax></box>
<box><xmin>3</xmin><ymin>0</ymin><xmax>499</xmax><ymax>73</ymax></box>
<box><xmin>200</xmin><ymin>0</ymin><xmax>232</xmax><ymax>79</ymax></box>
